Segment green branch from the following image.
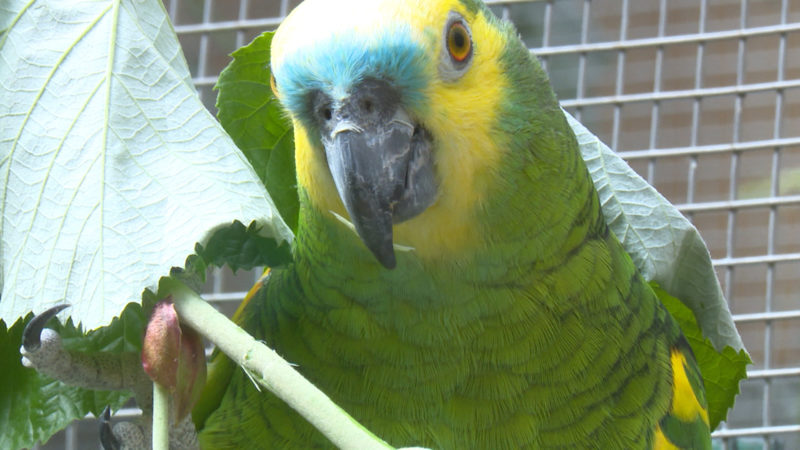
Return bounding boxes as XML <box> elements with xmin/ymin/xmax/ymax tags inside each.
<box><xmin>152</xmin><ymin>383</ymin><xmax>170</xmax><ymax>450</ymax></box>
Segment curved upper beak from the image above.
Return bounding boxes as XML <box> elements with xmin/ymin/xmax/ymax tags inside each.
<box><xmin>320</xmin><ymin>80</ymin><xmax>436</xmax><ymax>269</ymax></box>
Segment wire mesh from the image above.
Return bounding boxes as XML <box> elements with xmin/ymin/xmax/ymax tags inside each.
<box><xmin>38</xmin><ymin>0</ymin><xmax>799</xmax><ymax>448</ymax></box>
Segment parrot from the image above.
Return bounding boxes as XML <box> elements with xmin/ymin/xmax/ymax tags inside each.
<box><xmin>193</xmin><ymin>0</ymin><xmax>713</xmax><ymax>448</ymax></box>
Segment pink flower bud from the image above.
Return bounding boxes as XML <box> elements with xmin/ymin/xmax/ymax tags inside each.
<box><xmin>142</xmin><ymin>297</ymin><xmax>207</xmax><ymax>421</ymax></box>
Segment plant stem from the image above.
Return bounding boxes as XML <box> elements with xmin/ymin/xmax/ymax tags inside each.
<box><xmin>163</xmin><ymin>277</ymin><xmax>392</xmax><ymax>450</ymax></box>
<box><xmin>152</xmin><ymin>382</ymin><xmax>170</xmax><ymax>450</ymax></box>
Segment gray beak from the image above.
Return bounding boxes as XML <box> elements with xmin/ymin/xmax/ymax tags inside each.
<box><xmin>319</xmin><ymin>79</ymin><xmax>436</xmax><ymax>269</ymax></box>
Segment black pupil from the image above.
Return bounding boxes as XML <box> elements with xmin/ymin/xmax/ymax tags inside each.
<box><xmin>452</xmin><ymin>27</ymin><xmax>466</xmax><ymax>49</ymax></box>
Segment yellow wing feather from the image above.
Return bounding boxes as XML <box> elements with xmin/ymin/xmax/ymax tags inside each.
<box><xmin>654</xmin><ymin>347</ymin><xmax>711</xmax><ymax>449</ymax></box>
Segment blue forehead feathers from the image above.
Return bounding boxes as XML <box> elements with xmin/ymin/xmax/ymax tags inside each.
<box><xmin>273</xmin><ymin>23</ymin><xmax>431</xmax><ymax>119</ymax></box>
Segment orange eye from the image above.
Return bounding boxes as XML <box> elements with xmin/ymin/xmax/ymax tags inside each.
<box><xmin>446</xmin><ymin>21</ymin><xmax>472</xmax><ymax>63</ymax></box>
<box><xmin>269</xmin><ymin>72</ymin><xmax>278</xmax><ymax>96</ymax></box>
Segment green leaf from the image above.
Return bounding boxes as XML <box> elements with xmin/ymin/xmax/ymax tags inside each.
<box><xmin>194</xmin><ymin>220</ymin><xmax>293</xmax><ymax>273</ymax></box>
<box><xmin>0</xmin><ymin>303</ymin><xmax>144</xmax><ymax>449</ymax></box>
<box><xmin>58</xmin><ymin>300</ymin><xmax>150</xmax><ymax>354</ymax></box>
<box><xmin>0</xmin><ymin>0</ymin><xmax>292</xmax><ymax>331</ymax></box>
<box><xmin>216</xmin><ymin>31</ymin><xmax>290</xmax><ymax>153</ymax></box>
<box><xmin>653</xmin><ymin>285</ymin><xmax>751</xmax><ymax>431</ymax></box>
<box><xmin>215</xmin><ymin>31</ymin><xmax>299</xmax><ymax>232</ymax></box>
<box><xmin>264</xmin><ymin>132</ymin><xmax>300</xmax><ymax>231</ymax></box>
<box><xmin>566</xmin><ymin>111</ymin><xmax>746</xmax><ymax>355</ymax></box>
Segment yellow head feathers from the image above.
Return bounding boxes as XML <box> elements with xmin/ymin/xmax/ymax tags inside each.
<box><xmin>272</xmin><ymin>0</ymin><xmax>512</xmax><ymax>260</ymax></box>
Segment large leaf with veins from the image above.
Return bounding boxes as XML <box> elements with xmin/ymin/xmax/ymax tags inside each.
<box><xmin>0</xmin><ymin>0</ymin><xmax>291</xmax><ymax>330</ymax></box>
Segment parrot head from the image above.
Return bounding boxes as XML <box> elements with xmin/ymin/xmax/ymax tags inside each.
<box><xmin>271</xmin><ymin>0</ymin><xmax>564</xmax><ymax>268</ymax></box>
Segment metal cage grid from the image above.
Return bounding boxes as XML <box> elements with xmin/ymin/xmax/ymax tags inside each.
<box><xmin>37</xmin><ymin>0</ymin><xmax>799</xmax><ymax>448</ymax></box>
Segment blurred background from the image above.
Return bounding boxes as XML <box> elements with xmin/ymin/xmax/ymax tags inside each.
<box><xmin>38</xmin><ymin>0</ymin><xmax>799</xmax><ymax>448</ymax></box>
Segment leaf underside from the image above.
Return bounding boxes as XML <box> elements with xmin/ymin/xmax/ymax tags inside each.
<box><xmin>0</xmin><ymin>2</ymin><xmax>291</xmax><ymax>447</ymax></box>
<box><xmin>0</xmin><ymin>0</ymin><xmax>291</xmax><ymax>331</ymax></box>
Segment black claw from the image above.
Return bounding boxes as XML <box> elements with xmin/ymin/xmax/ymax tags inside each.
<box><xmin>22</xmin><ymin>304</ymin><xmax>69</xmax><ymax>352</ymax></box>
<box><xmin>99</xmin><ymin>406</ymin><xmax>120</xmax><ymax>450</ymax></box>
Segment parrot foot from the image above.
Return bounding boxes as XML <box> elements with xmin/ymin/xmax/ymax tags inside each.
<box><xmin>20</xmin><ymin>305</ymin><xmax>151</xmax><ymax>400</ymax></box>
<box><xmin>100</xmin><ymin>406</ymin><xmax>199</xmax><ymax>450</ymax></box>
<box><xmin>22</xmin><ymin>304</ymin><xmax>69</xmax><ymax>351</ymax></box>
<box><xmin>22</xmin><ymin>307</ymin><xmax>199</xmax><ymax>449</ymax></box>
<box><xmin>100</xmin><ymin>406</ymin><xmax>123</xmax><ymax>450</ymax></box>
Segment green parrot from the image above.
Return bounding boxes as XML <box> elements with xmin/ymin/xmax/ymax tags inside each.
<box><xmin>195</xmin><ymin>0</ymin><xmax>712</xmax><ymax>448</ymax></box>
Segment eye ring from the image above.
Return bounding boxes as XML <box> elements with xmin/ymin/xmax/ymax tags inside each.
<box><xmin>446</xmin><ymin>21</ymin><xmax>472</xmax><ymax>63</ymax></box>
<box><xmin>439</xmin><ymin>12</ymin><xmax>474</xmax><ymax>81</ymax></box>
